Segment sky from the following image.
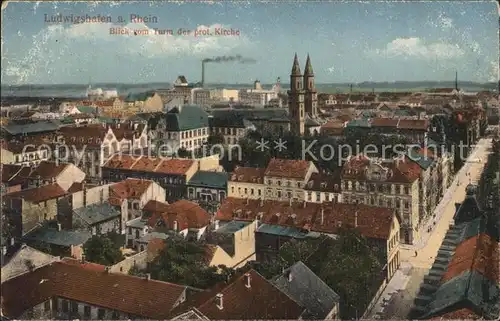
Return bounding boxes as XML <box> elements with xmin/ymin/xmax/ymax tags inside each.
<box><xmin>1</xmin><ymin>1</ymin><xmax>498</xmax><ymax>85</ymax></box>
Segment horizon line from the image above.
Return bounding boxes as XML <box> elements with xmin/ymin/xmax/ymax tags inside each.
<box><xmin>1</xmin><ymin>80</ymin><xmax>497</xmax><ymax>87</ymax></box>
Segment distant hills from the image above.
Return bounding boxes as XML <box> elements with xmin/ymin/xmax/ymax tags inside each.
<box><xmin>1</xmin><ymin>81</ymin><xmax>497</xmax><ymax>99</ymax></box>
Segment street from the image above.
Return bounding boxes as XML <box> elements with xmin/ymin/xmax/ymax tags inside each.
<box><xmin>365</xmin><ymin>138</ymin><xmax>493</xmax><ymax>319</ymax></box>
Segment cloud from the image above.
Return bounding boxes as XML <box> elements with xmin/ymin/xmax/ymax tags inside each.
<box><xmin>373</xmin><ymin>37</ymin><xmax>464</xmax><ymax>60</ymax></box>
<box><xmin>2</xmin><ymin>22</ymin><xmax>249</xmax><ymax>84</ymax></box>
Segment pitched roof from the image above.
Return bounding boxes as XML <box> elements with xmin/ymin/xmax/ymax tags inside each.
<box><xmin>1</xmin><ymin>244</ymin><xmax>58</xmax><ymax>282</ymax></box>
<box><xmin>4</xmin><ymin>184</ymin><xmax>67</xmax><ymax>203</ymax></box>
<box><xmin>23</xmin><ymin>227</ymin><xmax>91</xmax><ymax>247</ymax></box>
<box><xmin>147</xmin><ymin>200</ymin><xmax>210</xmax><ymax>230</ymax></box>
<box><xmin>103</xmin><ymin>155</ymin><xmax>195</xmax><ymax>175</ymax></box>
<box><xmin>2</xmin><ymin>121</ymin><xmax>60</xmax><ymax>135</ymax></box>
<box><xmin>171</xmin><ymin>269</ymin><xmax>305</xmax><ymax>320</ymax></box>
<box><xmin>371</xmin><ymin>117</ymin><xmax>399</xmax><ymax>128</ymax></box>
<box><xmin>229</xmin><ymin>166</ymin><xmax>265</xmax><ymax>183</ymax></box>
<box><xmin>143</xmin><ymin>199</ymin><xmax>170</xmax><ymax>213</ymax></box>
<box><xmin>397</xmin><ymin>119</ymin><xmax>429</xmax><ymax>130</ymax></box>
<box><xmin>27</xmin><ymin>161</ymin><xmax>68</xmax><ymax>180</ymax></box>
<box><xmin>73</xmin><ymin>203</ymin><xmax>121</xmax><ymax>226</ymax></box>
<box><xmin>441</xmin><ymin>233</ymin><xmax>499</xmax><ymax>284</ymax></box>
<box><xmin>216</xmin><ymin>198</ymin><xmax>397</xmax><ymax>240</ymax></box>
<box><xmin>265</xmin><ymin>158</ymin><xmax>313</xmax><ymax>180</ymax></box>
<box><xmin>273</xmin><ymin>261</ymin><xmax>339</xmax><ymax>319</ymax></box>
<box><xmin>110</xmin><ymin>178</ymin><xmax>153</xmax><ymax>201</ymax></box>
<box><xmin>1</xmin><ymin>261</ymin><xmax>186</xmax><ymax>319</ymax></box>
<box><xmin>304</xmin><ymin>172</ymin><xmax>341</xmax><ymax>192</ymax></box>
<box><xmin>342</xmin><ymin>155</ymin><xmax>421</xmax><ymax>183</ymax></box>
<box><xmin>188</xmin><ymin>171</ymin><xmax>228</xmax><ymax>189</ymax></box>
<box><xmin>61</xmin><ymin>257</ymin><xmax>106</xmax><ymax>272</ymax></box>
<box><xmin>164</xmin><ymin>105</ymin><xmax>209</xmax><ymax>131</ymax></box>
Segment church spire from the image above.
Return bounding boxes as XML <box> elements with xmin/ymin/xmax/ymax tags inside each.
<box><xmin>291</xmin><ymin>53</ymin><xmax>301</xmax><ymax>76</ymax></box>
<box><xmin>304</xmin><ymin>54</ymin><xmax>313</xmax><ymax>75</ymax></box>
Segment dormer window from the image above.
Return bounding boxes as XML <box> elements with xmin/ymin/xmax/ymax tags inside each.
<box><xmin>320</xmin><ymin>182</ymin><xmax>327</xmax><ymax>189</ymax></box>
<box><xmin>308</xmin><ymin>181</ymin><xmax>313</xmax><ymax>188</ymax></box>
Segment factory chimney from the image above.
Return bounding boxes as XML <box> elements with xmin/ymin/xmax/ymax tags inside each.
<box><xmin>201</xmin><ymin>61</ymin><xmax>205</xmax><ymax>89</ymax></box>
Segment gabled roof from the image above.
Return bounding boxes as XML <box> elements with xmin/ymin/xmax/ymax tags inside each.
<box><xmin>1</xmin><ymin>261</ymin><xmax>187</xmax><ymax>319</ymax></box>
<box><xmin>170</xmin><ymin>269</ymin><xmax>305</xmax><ymax>320</ymax></box>
<box><xmin>273</xmin><ymin>261</ymin><xmax>339</xmax><ymax>319</ymax></box>
<box><xmin>165</xmin><ymin>105</ymin><xmax>209</xmax><ymax>131</ymax></box>
<box><xmin>265</xmin><ymin>158</ymin><xmax>313</xmax><ymax>180</ymax></box>
<box><xmin>3</xmin><ymin>184</ymin><xmax>67</xmax><ymax>203</ymax></box>
<box><xmin>110</xmin><ymin>178</ymin><xmax>153</xmax><ymax>201</ymax></box>
<box><xmin>147</xmin><ymin>200</ymin><xmax>210</xmax><ymax>230</ymax></box>
<box><xmin>1</xmin><ymin>244</ymin><xmax>58</xmax><ymax>282</ymax></box>
<box><xmin>27</xmin><ymin>161</ymin><xmax>69</xmax><ymax>180</ymax></box>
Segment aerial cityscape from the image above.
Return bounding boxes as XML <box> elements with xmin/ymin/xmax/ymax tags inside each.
<box><xmin>0</xmin><ymin>1</ymin><xmax>499</xmax><ymax>321</ymax></box>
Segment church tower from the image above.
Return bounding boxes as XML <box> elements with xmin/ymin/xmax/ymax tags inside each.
<box><xmin>303</xmin><ymin>54</ymin><xmax>318</xmax><ymax>118</ymax></box>
<box><xmin>288</xmin><ymin>53</ymin><xmax>305</xmax><ymax>136</ymax></box>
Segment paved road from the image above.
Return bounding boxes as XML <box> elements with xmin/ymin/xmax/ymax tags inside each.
<box><xmin>365</xmin><ymin>138</ymin><xmax>493</xmax><ymax>319</ymax></box>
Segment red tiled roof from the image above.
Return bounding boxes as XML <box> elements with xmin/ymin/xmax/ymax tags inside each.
<box><xmin>155</xmin><ymin>159</ymin><xmax>195</xmax><ymax>175</ymax></box>
<box><xmin>342</xmin><ymin>155</ymin><xmax>421</xmax><ymax>183</ymax></box>
<box><xmin>264</xmin><ymin>158</ymin><xmax>312</xmax><ymax>180</ymax></box>
<box><xmin>103</xmin><ymin>154</ymin><xmax>139</xmax><ymax>170</ymax></box>
<box><xmin>58</xmin><ymin>124</ymin><xmax>109</xmax><ymax>148</ymax></box>
<box><xmin>1</xmin><ymin>261</ymin><xmax>186</xmax><ymax>319</ymax></box>
<box><xmin>229</xmin><ymin>166</ymin><xmax>266</xmax><ymax>183</ymax></box>
<box><xmin>4</xmin><ymin>184</ymin><xmax>67</xmax><ymax>203</ymax></box>
<box><xmin>131</xmin><ymin>156</ymin><xmax>163</xmax><ymax>172</ymax></box>
<box><xmin>143</xmin><ymin>200</ymin><xmax>170</xmax><ymax>213</ymax></box>
<box><xmin>371</xmin><ymin>118</ymin><xmax>399</xmax><ymax>127</ymax></box>
<box><xmin>216</xmin><ymin>198</ymin><xmax>396</xmax><ymax>240</ymax></box>
<box><xmin>429</xmin><ymin>308</ymin><xmax>481</xmax><ymax>320</ymax></box>
<box><xmin>61</xmin><ymin>257</ymin><xmax>106</xmax><ymax>272</ymax></box>
<box><xmin>28</xmin><ymin>161</ymin><xmax>68</xmax><ymax>180</ymax></box>
<box><xmin>1</xmin><ymin>136</ymin><xmax>53</xmax><ymax>154</ymax></box>
<box><xmin>171</xmin><ymin>269</ymin><xmax>304</xmax><ymax>320</ymax></box>
<box><xmin>441</xmin><ymin>233</ymin><xmax>499</xmax><ymax>284</ymax></box>
<box><xmin>110</xmin><ymin>178</ymin><xmax>153</xmax><ymax>201</ymax></box>
<box><xmin>110</xmin><ymin>123</ymin><xmax>145</xmax><ymax>141</ymax></box>
<box><xmin>147</xmin><ymin>200</ymin><xmax>210</xmax><ymax>230</ymax></box>
<box><xmin>397</xmin><ymin>119</ymin><xmax>429</xmax><ymax>130</ymax></box>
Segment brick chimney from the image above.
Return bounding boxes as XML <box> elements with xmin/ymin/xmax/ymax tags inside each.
<box><xmin>216</xmin><ymin>293</ymin><xmax>223</xmax><ymax>310</ymax></box>
<box><xmin>244</xmin><ymin>273</ymin><xmax>251</xmax><ymax>288</ymax></box>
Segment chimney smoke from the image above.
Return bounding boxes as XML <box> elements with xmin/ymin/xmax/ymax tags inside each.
<box><xmin>202</xmin><ymin>55</ymin><xmax>256</xmax><ymax>64</ymax></box>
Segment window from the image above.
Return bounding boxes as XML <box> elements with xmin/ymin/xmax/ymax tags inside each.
<box><xmin>404</xmin><ymin>186</ymin><xmax>410</xmax><ymax>194</ymax></box>
<box><xmin>244</xmin><ymin>188</ymin><xmax>248</xmax><ymax>194</ymax></box>
<box><xmin>251</xmin><ymin>189</ymin><xmax>254</xmax><ymax>195</ymax></box>
<box><xmin>404</xmin><ymin>201</ymin><xmax>409</xmax><ymax>209</ymax></box>
<box><xmin>62</xmin><ymin>300</ymin><xmax>69</xmax><ymax>313</ymax></box>
<box><xmin>84</xmin><ymin>306</ymin><xmax>91</xmax><ymax>318</ymax></box>
<box><xmin>325</xmin><ymin>193</ymin><xmax>330</xmax><ymax>202</ymax></box>
<box><xmin>135</xmin><ymin>230</ymin><xmax>139</xmax><ymax>238</ymax></box>
<box><xmin>98</xmin><ymin>308</ymin><xmax>105</xmax><ymax>319</ymax></box>
<box><xmin>277</xmin><ymin>180</ymin><xmax>281</xmax><ymax>186</ymax></box>
<box><xmin>307</xmin><ymin>192</ymin><xmax>312</xmax><ymax>201</ymax></box>
<box><xmin>112</xmin><ymin>311</ymin><xmax>119</xmax><ymax>319</ymax></box>
<box><xmin>71</xmin><ymin>302</ymin><xmax>78</xmax><ymax>314</ymax></box>
<box><xmin>277</xmin><ymin>191</ymin><xmax>282</xmax><ymax>198</ymax></box>
<box><xmin>44</xmin><ymin>301</ymin><xmax>51</xmax><ymax>311</ymax></box>
<box><xmin>258</xmin><ymin>189</ymin><xmax>261</xmax><ymax>196</ymax></box>
<box><xmin>128</xmin><ymin>227</ymin><xmax>132</xmax><ymax>235</ymax></box>
<box><xmin>316</xmin><ymin>192</ymin><xmax>321</xmax><ymax>201</ymax></box>
<box><xmin>231</xmin><ymin>186</ymin><xmax>234</xmax><ymax>193</ymax></box>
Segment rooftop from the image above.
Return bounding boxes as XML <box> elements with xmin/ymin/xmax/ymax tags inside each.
<box><xmin>265</xmin><ymin>158</ymin><xmax>313</xmax><ymax>180</ymax></box>
<box><xmin>188</xmin><ymin>171</ymin><xmax>228</xmax><ymax>189</ymax></box>
<box><xmin>1</xmin><ymin>261</ymin><xmax>187</xmax><ymax>319</ymax></box>
<box><xmin>4</xmin><ymin>184</ymin><xmax>67</xmax><ymax>203</ymax></box>
<box><xmin>24</xmin><ymin>227</ymin><xmax>91</xmax><ymax>247</ymax></box>
<box><xmin>214</xmin><ymin>220</ymin><xmax>252</xmax><ymax>235</ymax></box>
<box><xmin>73</xmin><ymin>203</ymin><xmax>121</xmax><ymax>226</ymax></box>
<box><xmin>148</xmin><ymin>200</ymin><xmax>211</xmax><ymax>230</ymax></box>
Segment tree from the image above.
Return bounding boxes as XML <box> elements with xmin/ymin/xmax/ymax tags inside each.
<box><xmin>177</xmin><ymin>147</ymin><xmax>190</xmax><ymax>158</ymax></box>
<box><xmin>206</xmin><ymin>133</ymin><xmax>224</xmax><ymax>146</ymax></box>
<box><xmin>145</xmin><ymin>237</ymin><xmax>236</xmax><ymax>289</ymax></box>
<box><xmin>83</xmin><ymin>233</ymin><xmax>123</xmax><ymax>266</ymax></box>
